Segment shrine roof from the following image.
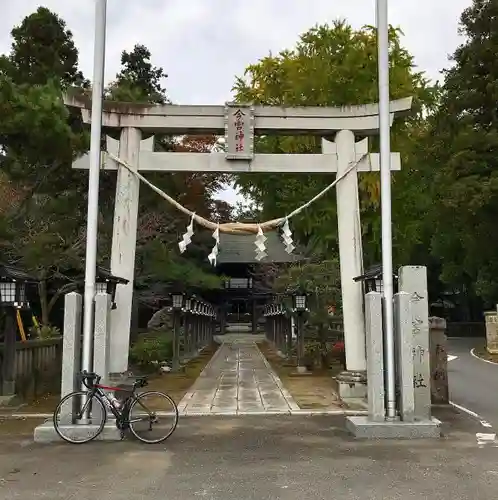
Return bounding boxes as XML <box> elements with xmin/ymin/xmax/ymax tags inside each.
<box><xmin>217</xmin><ymin>232</ymin><xmax>304</xmax><ymax>264</ymax></box>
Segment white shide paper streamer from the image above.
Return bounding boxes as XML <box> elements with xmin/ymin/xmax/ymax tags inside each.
<box><xmin>208</xmin><ymin>225</ymin><xmax>220</xmax><ymax>266</ymax></box>
<box><xmin>178</xmin><ymin>213</ymin><xmax>195</xmax><ymax>253</ymax></box>
<box><xmin>255</xmin><ymin>226</ymin><xmax>267</xmax><ymax>261</ymax></box>
<box><xmin>281</xmin><ymin>217</ymin><xmax>295</xmax><ymax>254</ymax></box>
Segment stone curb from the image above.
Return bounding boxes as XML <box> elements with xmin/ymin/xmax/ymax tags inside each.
<box><xmin>0</xmin><ymin>409</ymin><xmax>368</xmax><ymax>420</ymax></box>
<box><xmin>470</xmin><ymin>348</ymin><xmax>498</xmax><ymax>366</ymax></box>
<box><xmin>255</xmin><ymin>343</ymin><xmax>301</xmax><ymax>411</ymax></box>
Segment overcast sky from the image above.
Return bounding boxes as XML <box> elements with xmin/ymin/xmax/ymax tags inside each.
<box><xmin>2</xmin><ymin>0</ymin><xmax>472</xmax><ymax>105</ymax></box>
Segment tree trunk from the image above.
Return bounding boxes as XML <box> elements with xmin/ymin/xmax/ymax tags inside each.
<box><xmin>318</xmin><ymin>324</ymin><xmax>327</xmax><ymax>369</ymax></box>
<box><xmin>46</xmin><ymin>283</ymin><xmax>79</xmax><ymax>325</ymax></box>
<box><xmin>38</xmin><ymin>279</ymin><xmax>49</xmax><ymax>326</ymax></box>
<box><xmin>39</xmin><ymin>276</ymin><xmax>79</xmax><ymax>326</ymax></box>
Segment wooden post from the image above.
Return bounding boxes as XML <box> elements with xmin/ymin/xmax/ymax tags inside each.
<box><xmin>2</xmin><ymin>310</ymin><xmax>17</xmax><ymax>396</ymax></box>
<box><xmin>172</xmin><ymin>311</ymin><xmax>180</xmax><ymax>371</ymax></box>
<box><xmin>184</xmin><ymin>314</ymin><xmax>191</xmax><ymax>357</ymax></box>
<box><xmin>296</xmin><ymin>314</ymin><xmax>305</xmax><ymax>371</ymax></box>
<box><xmin>193</xmin><ymin>316</ymin><xmax>199</xmax><ymax>351</ymax></box>
<box><xmin>251</xmin><ymin>299</ymin><xmax>257</xmax><ymax>333</ymax></box>
<box><xmin>286</xmin><ymin>316</ymin><xmax>293</xmax><ymax>356</ymax></box>
<box><xmin>220</xmin><ymin>305</ymin><xmax>226</xmax><ymax>335</ymax></box>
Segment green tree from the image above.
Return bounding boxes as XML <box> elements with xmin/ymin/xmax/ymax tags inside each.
<box><xmin>232</xmin><ymin>21</ymin><xmax>435</xmax><ymax>261</ymax></box>
<box><xmin>273</xmin><ymin>259</ymin><xmax>342</xmax><ymax>368</ymax></box>
<box><xmin>1</xmin><ymin>6</ymin><xmax>87</xmax><ymax>87</ymax></box>
<box><xmin>0</xmin><ymin>8</ymin><xmax>90</xmax><ymax>324</ymax></box>
<box><xmin>0</xmin><ymin>6</ymin><xmax>89</xmax><ymax>193</ymax></box>
<box><xmin>425</xmin><ymin>0</ymin><xmax>498</xmax><ymax>304</ymax></box>
<box><xmin>107</xmin><ymin>44</ymin><xmax>168</xmax><ymax>104</ymax></box>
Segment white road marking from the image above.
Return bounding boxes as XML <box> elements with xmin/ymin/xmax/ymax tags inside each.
<box><xmin>450</xmin><ymin>401</ymin><xmax>482</xmax><ymax>420</ymax></box>
<box><xmin>476</xmin><ymin>433</ymin><xmax>498</xmax><ymax>447</ymax></box>
<box><xmin>449</xmin><ymin>346</ymin><xmax>498</xmax><ymax>445</ymax></box>
<box><xmin>470</xmin><ymin>348</ymin><xmax>498</xmax><ymax>366</ymax></box>
<box><xmin>476</xmin><ymin>433</ymin><xmax>496</xmax><ymax>441</ymax></box>
<box><xmin>0</xmin><ymin>413</ymin><xmax>51</xmax><ymax>418</ymax></box>
<box><xmin>450</xmin><ymin>401</ymin><xmax>497</xmax><ymax>445</ymax></box>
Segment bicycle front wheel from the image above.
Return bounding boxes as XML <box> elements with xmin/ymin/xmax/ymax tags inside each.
<box><xmin>53</xmin><ymin>391</ymin><xmax>107</xmax><ymax>444</ymax></box>
<box><xmin>128</xmin><ymin>391</ymin><xmax>178</xmax><ymax>444</ymax></box>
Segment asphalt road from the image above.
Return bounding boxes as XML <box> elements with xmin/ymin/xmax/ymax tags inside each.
<box><xmin>448</xmin><ymin>337</ymin><xmax>498</xmax><ymax>427</ymax></box>
<box><xmin>0</xmin><ymin>413</ymin><xmax>496</xmax><ymax>500</ymax></box>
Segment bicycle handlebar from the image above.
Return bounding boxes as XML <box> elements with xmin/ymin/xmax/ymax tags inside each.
<box><xmin>133</xmin><ymin>376</ymin><xmax>148</xmax><ymax>389</ymax></box>
<box><xmin>81</xmin><ymin>370</ymin><xmax>101</xmax><ymax>389</ymax></box>
<box><xmin>81</xmin><ymin>370</ymin><xmax>147</xmax><ymax>390</ymax></box>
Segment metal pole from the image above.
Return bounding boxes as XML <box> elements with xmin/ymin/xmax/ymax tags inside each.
<box><xmin>81</xmin><ymin>0</ymin><xmax>107</xmax><ymax>381</ymax></box>
<box><xmin>377</xmin><ymin>0</ymin><xmax>396</xmax><ymax>419</ymax></box>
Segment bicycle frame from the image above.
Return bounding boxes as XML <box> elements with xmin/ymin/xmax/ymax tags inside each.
<box><xmin>80</xmin><ymin>382</ymin><xmax>155</xmax><ymax>427</ymax></box>
<box><xmin>75</xmin><ymin>383</ymin><xmax>128</xmax><ymax>423</ymax></box>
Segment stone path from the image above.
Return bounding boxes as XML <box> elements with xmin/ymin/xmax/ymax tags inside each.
<box><xmin>178</xmin><ymin>335</ymin><xmax>300</xmax><ymax>415</ymax></box>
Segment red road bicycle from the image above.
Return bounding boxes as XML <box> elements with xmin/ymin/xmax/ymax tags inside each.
<box><xmin>53</xmin><ymin>370</ymin><xmax>178</xmax><ymax>444</ymax></box>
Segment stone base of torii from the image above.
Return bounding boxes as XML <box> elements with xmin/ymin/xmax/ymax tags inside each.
<box><xmin>34</xmin><ymin>92</ymin><xmax>440</xmax><ymax>441</ymax></box>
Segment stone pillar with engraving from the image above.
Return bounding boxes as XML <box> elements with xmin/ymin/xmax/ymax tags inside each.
<box><xmin>60</xmin><ymin>292</ymin><xmax>83</xmax><ymax>399</ymax></box>
<box><xmin>398</xmin><ymin>266</ymin><xmax>431</xmax><ymax>421</ymax></box>
<box><xmin>394</xmin><ymin>292</ymin><xmax>415</xmax><ymax>422</ymax></box>
<box><xmin>364</xmin><ymin>292</ymin><xmax>385</xmax><ymax>422</ymax></box>
<box><xmin>429</xmin><ymin>317</ymin><xmax>449</xmax><ymax>405</ymax></box>
<box><xmin>485</xmin><ymin>310</ymin><xmax>498</xmax><ymax>354</ymax></box>
<box><xmin>93</xmin><ymin>293</ymin><xmax>112</xmax><ymax>380</ymax></box>
<box><xmin>346</xmin><ymin>266</ymin><xmax>441</xmax><ymax>438</ymax></box>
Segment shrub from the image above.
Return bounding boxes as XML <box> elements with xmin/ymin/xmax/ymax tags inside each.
<box><xmin>29</xmin><ymin>324</ymin><xmax>61</xmax><ymax>339</ymax></box>
<box><xmin>129</xmin><ymin>332</ymin><xmax>173</xmax><ymax>370</ymax></box>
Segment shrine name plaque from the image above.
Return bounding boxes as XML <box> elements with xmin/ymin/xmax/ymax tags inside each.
<box><xmin>224</xmin><ymin>103</ymin><xmax>254</xmax><ymax>160</ymax></box>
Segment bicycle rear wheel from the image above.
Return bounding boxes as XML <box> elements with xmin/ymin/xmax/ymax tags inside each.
<box><xmin>53</xmin><ymin>391</ymin><xmax>107</xmax><ymax>444</ymax></box>
<box><xmin>128</xmin><ymin>391</ymin><xmax>178</xmax><ymax>444</ymax></box>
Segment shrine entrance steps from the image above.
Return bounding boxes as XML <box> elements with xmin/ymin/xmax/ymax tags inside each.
<box><xmin>225</xmin><ymin>323</ymin><xmax>252</xmax><ymax>333</ymax></box>
<box><xmin>177</xmin><ymin>335</ymin><xmax>299</xmax><ymax>415</ymax></box>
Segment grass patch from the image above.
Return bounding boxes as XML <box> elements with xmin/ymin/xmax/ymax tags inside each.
<box><xmin>0</xmin><ymin>417</ymin><xmax>45</xmax><ymax>437</ymax></box>
<box><xmin>257</xmin><ymin>341</ymin><xmax>344</xmax><ymax>410</ymax></box>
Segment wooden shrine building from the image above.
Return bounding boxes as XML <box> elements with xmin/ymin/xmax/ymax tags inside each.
<box><xmin>215</xmin><ymin>232</ymin><xmax>303</xmax><ymax>333</ymax></box>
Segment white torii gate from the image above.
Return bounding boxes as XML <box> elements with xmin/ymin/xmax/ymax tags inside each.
<box><xmin>67</xmin><ymin>92</ymin><xmax>412</xmax><ymax>397</ymax></box>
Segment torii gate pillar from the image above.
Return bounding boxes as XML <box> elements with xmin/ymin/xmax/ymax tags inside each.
<box><xmin>109</xmin><ymin>127</ymin><xmax>142</xmax><ymax>374</ymax></box>
<box><xmin>326</xmin><ymin>131</ymin><xmax>367</xmax><ymax>399</ymax></box>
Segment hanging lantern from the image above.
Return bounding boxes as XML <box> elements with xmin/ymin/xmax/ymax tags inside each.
<box><xmin>96</xmin><ymin>267</ymin><xmax>129</xmax><ymax>309</ymax></box>
<box><xmin>353</xmin><ymin>264</ymin><xmax>398</xmax><ymax>296</ymax></box>
<box><xmin>292</xmin><ymin>291</ymin><xmax>307</xmax><ymax>313</ymax></box>
<box><xmin>0</xmin><ymin>264</ymin><xmax>36</xmax><ymax>309</ymax></box>
<box><xmin>171</xmin><ymin>293</ymin><xmax>185</xmax><ymax>311</ymax></box>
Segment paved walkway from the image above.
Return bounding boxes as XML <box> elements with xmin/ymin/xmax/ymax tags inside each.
<box><xmin>178</xmin><ymin>335</ymin><xmax>300</xmax><ymax>415</ymax></box>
